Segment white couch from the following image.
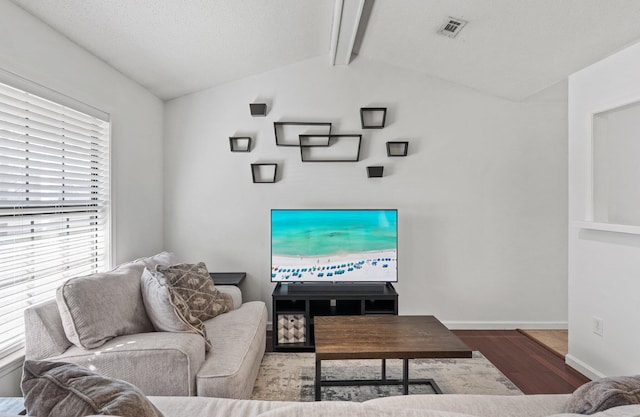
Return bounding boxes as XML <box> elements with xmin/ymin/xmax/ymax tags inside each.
<box><xmin>7</xmin><ymin>393</ymin><xmax>640</xmax><ymax>417</ymax></box>
<box><xmin>23</xmin><ymin>252</ymin><xmax>267</xmax><ymax>398</ymax></box>
<box><xmin>144</xmin><ymin>394</ymin><xmax>640</xmax><ymax>417</ymax></box>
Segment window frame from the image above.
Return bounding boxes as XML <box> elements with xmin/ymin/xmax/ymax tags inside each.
<box><xmin>0</xmin><ymin>69</ymin><xmax>111</xmax><ymax>361</ymax></box>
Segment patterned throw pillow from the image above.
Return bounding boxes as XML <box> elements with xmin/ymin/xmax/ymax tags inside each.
<box><xmin>140</xmin><ymin>268</ymin><xmax>212</xmax><ymax>351</ymax></box>
<box><xmin>155</xmin><ymin>262</ymin><xmax>233</xmax><ymax>321</ymax></box>
<box><xmin>22</xmin><ymin>360</ymin><xmax>164</xmax><ymax>417</ymax></box>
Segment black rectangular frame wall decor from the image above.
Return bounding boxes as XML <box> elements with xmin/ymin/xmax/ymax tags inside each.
<box><xmin>360</xmin><ymin>107</ymin><xmax>387</xmax><ymax>129</ymax></box>
<box><xmin>298</xmin><ymin>134</ymin><xmax>331</xmax><ymax>147</ymax></box>
<box><xmin>367</xmin><ymin>166</ymin><xmax>384</xmax><ymax>178</ymax></box>
<box><xmin>386</xmin><ymin>141</ymin><xmax>408</xmax><ymax>157</ymax></box>
<box><xmin>274</xmin><ymin>122</ymin><xmax>332</xmax><ymax>146</ymax></box>
<box><xmin>249</xmin><ymin>103</ymin><xmax>268</xmax><ymax>117</ymax></box>
<box><xmin>229</xmin><ymin>137</ymin><xmax>252</xmax><ymax>152</ymax></box>
<box><xmin>251</xmin><ymin>163</ymin><xmax>278</xmax><ymax>183</ymax></box>
<box><xmin>300</xmin><ymin>134</ymin><xmax>362</xmax><ymax>162</ymax></box>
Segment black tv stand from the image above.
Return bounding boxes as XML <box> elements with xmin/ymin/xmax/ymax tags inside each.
<box><xmin>272</xmin><ymin>282</ymin><xmax>398</xmax><ymax>352</ymax></box>
<box><xmin>285</xmin><ymin>282</ymin><xmax>390</xmax><ymax>294</ymax></box>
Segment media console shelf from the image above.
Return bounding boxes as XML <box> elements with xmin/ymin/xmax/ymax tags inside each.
<box><xmin>272</xmin><ymin>282</ymin><xmax>398</xmax><ymax>352</ymax></box>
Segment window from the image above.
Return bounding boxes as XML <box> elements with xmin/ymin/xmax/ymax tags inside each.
<box><xmin>0</xmin><ymin>80</ymin><xmax>110</xmax><ymax>360</ymax></box>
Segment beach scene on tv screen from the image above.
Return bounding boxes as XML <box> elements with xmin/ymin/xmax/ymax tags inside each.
<box><xmin>271</xmin><ymin>210</ymin><xmax>397</xmax><ymax>282</ymax></box>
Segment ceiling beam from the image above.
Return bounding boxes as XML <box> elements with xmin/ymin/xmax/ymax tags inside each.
<box><xmin>329</xmin><ymin>0</ymin><xmax>367</xmax><ymax>65</ymax></box>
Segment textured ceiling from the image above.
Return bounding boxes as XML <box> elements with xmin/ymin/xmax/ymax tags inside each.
<box><xmin>356</xmin><ymin>0</ymin><xmax>640</xmax><ymax>100</ymax></box>
<box><xmin>10</xmin><ymin>0</ymin><xmax>334</xmax><ymax>100</ymax></box>
<box><xmin>10</xmin><ymin>0</ymin><xmax>640</xmax><ymax>101</ymax></box>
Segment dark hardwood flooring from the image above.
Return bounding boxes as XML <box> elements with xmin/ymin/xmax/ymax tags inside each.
<box><xmin>266</xmin><ymin>329</ymin><xmax>589</xmax><ymax>395</ymax></box>
<box><xmin>453</xmin><ymin>330</ymin><xmax>588</xmax><ymax>394</ymax></box>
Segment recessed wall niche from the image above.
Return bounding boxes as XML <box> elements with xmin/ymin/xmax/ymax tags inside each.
<box><xmin>592</xmin><ymin>100</ymin><xmax>640</xmax><ymax>226</ymax></box>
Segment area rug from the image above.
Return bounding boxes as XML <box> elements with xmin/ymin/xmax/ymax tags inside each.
<box><xmin>251</xmin><ymin>352</ymin><xmax>522</xmax><ymax>402</ymax></box>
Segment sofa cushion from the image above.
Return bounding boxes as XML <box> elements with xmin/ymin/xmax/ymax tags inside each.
<box><xmin>367</xmin><ymin>394</ymin><xmax>570</xmax><ymax>417</ymax></box>
<box><xmin>141</xmin><ymin>267</ymin><xmax>211</xmax><ymax>350</ymax></box>
<box><xmin>56</xmin><ymin>262</ymin><xmax>153</xmax><ymax>349</ymax></box>
<box><xmin>196</xmin><ymin>301</ymin><xmax>267</xmax><ymax>398</ymax></box>
<box><xmin>148</xmin><ymin>396</ymin><xmax>296</xmax><ymax>417</ymax></box>
<box><xmin>48</xmin><ymin>331</ymin><xmax>206</xmax><ymax>396</ymax></box>
<box><xmin>255</xmin><ymin>403</ymin><xmax>481</xmax><ymax>417</ymax></box>
<box><xmin>564</xmin><ymin>375</ymin><xmax>640</xmax><ymax>414</ymax></box>
<box><xmin>21</xmin><ymin>360</ymin><xmax>164</xmax><ymax>417</ymax></box>
<box><xmin>155</xmin><ymin>262</ymin><xmax>233</xmax><ymax>321</ymax></box>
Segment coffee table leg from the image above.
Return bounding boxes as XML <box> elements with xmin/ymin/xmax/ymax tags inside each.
<box><xmin>403</xmin><ymin>359</ymin><xmax>409</xmax><ymax>395</ymax></box>
<box><xmin>381</xmin><ymin>358</ymin><xmax>386</xmax><ymax>382</ymax></box>
<box><xmin>315</xmin><ymin>358</ymin><xmax>321</xmax><ymax>401</ymax></box>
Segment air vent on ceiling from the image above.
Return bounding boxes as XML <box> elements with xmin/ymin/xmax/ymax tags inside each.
<box><xmin>438</xmin><ymin>17</ymin><xmax>467</xmax><ymax>38</ymax></box>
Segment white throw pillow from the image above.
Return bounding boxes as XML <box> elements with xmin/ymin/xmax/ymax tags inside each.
<box><xmin>56</xmin><ymin>262</ymin><xmax>153</xmax><ymax>349</ymax></box>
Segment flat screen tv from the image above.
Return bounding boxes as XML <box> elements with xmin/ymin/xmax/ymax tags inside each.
<box><xmin>271</xmin><ymin>209</ymin><xmax>398</xmax><ymax>283</ymax></box>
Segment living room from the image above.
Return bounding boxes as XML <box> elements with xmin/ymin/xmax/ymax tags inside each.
<box><xmin>1</xmin><ymin>0</ymin><xmax>640</xmax><ymax>414</ymax></box>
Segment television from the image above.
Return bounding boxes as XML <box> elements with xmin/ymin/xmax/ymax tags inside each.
<box><xmin>271</xmin><ymin>209</ymin><xmax>398</xmax><ymax>283</ymax></box>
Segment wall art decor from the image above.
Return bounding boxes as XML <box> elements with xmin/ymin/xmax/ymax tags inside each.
<box><xmin>229</xmin><ymin>136</ymin><xmax>252</xmax><ymax>152</ymax></box>
<box><xmin>360</xmin><ymin>107</ymin><xmax>387</xmax><ymax>129</ymax></box>
<box><xmin>273</xmin><ymin>122</ymin><xmax>332</xmax><ymax>146</ymax></box>
<box><xmin>251</xmin><ymin>163</ymin><xmax>278</xmax><ymax>183</ymax></box>
<box><xmin>386</xmin><ymin>141</ymin><xmax>408</xmax><ymax>156</ymax></box>
<box><xmin>299</xmin><ymin>134</ymin><xmax>362</xmax><ymax>162</ymax></box>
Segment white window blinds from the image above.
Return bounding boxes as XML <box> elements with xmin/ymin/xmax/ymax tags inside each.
<box><xmin>0</xmin><ymin>80</ymin><xmax>110</xmax><ymax>360</ymax></box>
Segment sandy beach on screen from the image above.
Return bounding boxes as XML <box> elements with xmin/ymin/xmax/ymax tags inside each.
<box><xmin>272</xmin><ymin>249</ymin><xmax>396</xmax><ymax>282</ymax></box>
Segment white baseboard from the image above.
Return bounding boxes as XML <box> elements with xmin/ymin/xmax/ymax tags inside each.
<box><xmin>565</xmin><ymin>354</ymin><xmax>605</xmax><ymax>380</ymax></box>
<box><xmin>442</xmin><ymin>321</ymin><xmax>568</xmax><ymax>330</ymax></box>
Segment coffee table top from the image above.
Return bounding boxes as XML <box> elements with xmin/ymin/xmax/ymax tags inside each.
<box><xmin>314</xmin><ymin>315</ymin><xmax>472</xmax><ymax>360</ymax></box>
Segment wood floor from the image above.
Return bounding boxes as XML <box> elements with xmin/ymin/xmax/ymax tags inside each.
<box><xmin>453</xmin><ymin>330</ymin><xmax>588</xmax><ymax>394</ymax></box>
<box><xmin>517</xmin><ymin>329</ymin><xmax>569</xmax><ymax>358</ymax></box>
<box><xmin>266</xmin><ymin>330</ymin><xmax>589</xmax><ymax>395</ymax></box>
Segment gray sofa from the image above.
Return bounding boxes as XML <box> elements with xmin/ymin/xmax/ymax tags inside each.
<box><xmin>141</xmin><ymin>394</ymin><xmax>640</xmax><ymax>417</ymax></box>
<box><xmin>5</xmin><ymin>393</ymin><xmax>640</xmax><ymax>417</ymax></box>
<box><xmin>23</xmin><ymin>252</ymin><xmax>267</xmax><ymax>398</ymax></box>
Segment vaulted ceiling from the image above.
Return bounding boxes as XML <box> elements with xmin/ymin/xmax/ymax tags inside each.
<box><xmin>10</xmin><ymin>0</ymin><xmax>640</xmax><ymax>101</ymax></box>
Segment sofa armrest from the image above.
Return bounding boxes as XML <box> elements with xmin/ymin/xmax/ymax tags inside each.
<box><xmin>24</xmin><ymin>299</ymin><xmax>72</xmax><ymax>360</ymax></box>
<box><xmin>218</xmin><ymin>285</ymin><xmax>242</xmax><ymax>309</ymax></box>
<box><xmin>49</xmin><ymin>332</ymin><xmax>206</xmax><ymax>396</ymax></box>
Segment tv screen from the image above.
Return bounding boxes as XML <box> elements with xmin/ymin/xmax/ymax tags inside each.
<box><xmin>271</xmin><ymin>209</ymin><xmax>398</xmax><ymax>283</ymax></box>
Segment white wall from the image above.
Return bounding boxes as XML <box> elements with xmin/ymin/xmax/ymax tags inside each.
<box><xmin>568</xmin><ymin>41</ymin><xmax>640</xmax><ymax>379</ymax></box>
<box><xmin>0</xmin><ymin>1</ymin><xmax>164</xmax><ymax>395</ymax></box>
<box><xmin>164</xmin><ymin>56</ymin><xmax>568</xmax><ymax>329</ymax></box>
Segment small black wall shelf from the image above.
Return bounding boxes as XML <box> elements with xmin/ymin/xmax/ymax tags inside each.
<box><xmin>229</xmin><ymin>137</ymin><xmax>252</xmax><ymax>152</ymax></box>
<box><xmin>360</xmin><ymin>107</ymin><xmax>387</xmax><ymax>129</ymax></box>
<box><xmin>367</xmin><ymin>166</ymin><xmax>384</xmax><ymax>178</ymax></box>
<box><xmin>386</xmin><ymin>141</ymin><xmax>408</xmax><ymax>157</ymax></box>
<box><xmin>274</xmin><ymin>122</ymin><xmax>332</xmax><ymax>146</ymax></box>
<box><xmin>249</xmin><ymin>103</ymin><xmax>268</xmax><ymax>117</ymax></box>
<box><xmin>300</xmin><ymin>134</ymin><xmax>362</xmax><ymax>162</ymax></box>
<box><xmin>251</xmin><ymin>163</ymin><xmax>278</xmax><ymax>183</ymax></box>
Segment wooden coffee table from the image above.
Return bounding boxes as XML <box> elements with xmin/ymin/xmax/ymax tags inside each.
<box><xmin>314</xmin><ymin>315</ymin><xmax>472</xmax><ymax>401</ymax></box>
